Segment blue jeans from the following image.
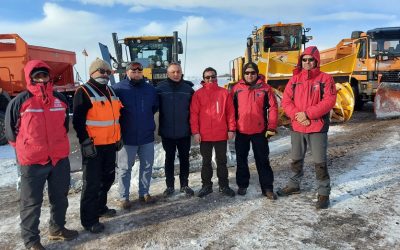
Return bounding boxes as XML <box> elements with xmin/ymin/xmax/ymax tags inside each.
<box><xmin>117</xmin><ymin>142</ymin><xmax>154</xmax><ymax>200</ymax></box>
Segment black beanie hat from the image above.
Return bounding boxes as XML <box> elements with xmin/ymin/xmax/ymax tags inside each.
<box><xmin>242</xmin><ymin>62</ymin><xmax>259</xmax><ymax>78</ymax></box>
<box><xmin>30</xmin><ymin>67</ymin><xmax>49</xmax><ymax>78</ymax></box>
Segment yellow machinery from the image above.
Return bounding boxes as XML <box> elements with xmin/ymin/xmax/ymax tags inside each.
<box><xmin>229</xmin><ymin>22</ymin><xmax>357</xmax><ymax>125</ymax></box>
<box><xmin>99</xmin><ymin>31</ymin><xmax>183</xmax><ymax>85</ymax></box>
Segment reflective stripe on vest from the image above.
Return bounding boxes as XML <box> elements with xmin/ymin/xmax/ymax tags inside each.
<box><xmin>82</xmin><ymin>83</ymin><xmax>121</xmax><ymax>145</ymax></box>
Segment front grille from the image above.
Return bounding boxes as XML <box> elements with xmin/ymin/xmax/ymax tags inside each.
<box><xmin>380</xmin><ymin>71</ymin><xmax>400</xmax><ymax>83</ymax></box>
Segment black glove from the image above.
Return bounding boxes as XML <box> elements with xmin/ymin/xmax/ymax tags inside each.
<box><xmin>81</xmin><ymin>138</ymin><xmax>97</xmax><ymax>158</ymax></box>
<box><xmin>265</xmin><ymin>129</ymin><xmax>277</xmax><ymax>140</ymax></box>
<box><xmin>116</xmin><ymin>139</ymin><xmax>124</xmax><ymax>151</ymax></box>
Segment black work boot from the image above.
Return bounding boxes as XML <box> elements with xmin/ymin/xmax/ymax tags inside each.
<box><xmin>197</xmin><ymin>185</ymin><xmax>213</xmax><ymax>198</ymax></box>
<box><xmin>237</xmin><ymin>187</ymin><xmax>247</xmax><ymax>196</ymax></box>
<box><xmin>316</xmin><ymin>195</ymin><xmax>330</xmax><ymax>209</ymax></box>
<box><xmin>180</xmin><ymin>186</ymin><xmax>195</xmax><ymax>196</ymax></box>
<box><xmin>84</xmin><ymin>222</ymin><xmax>105</xmax><ymax>234</ymax></box>
<box><xmin>219</xmin><ymin>186</ymin><xmax>235</xmax><ymax>197</ymax></box>
<box><xmin>163</xmin><ymin>187</ymin><xmax>175</xmax><ymax>197</ymax></box>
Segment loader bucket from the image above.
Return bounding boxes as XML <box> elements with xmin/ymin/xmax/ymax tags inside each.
<box><xmin>374</xmin><ymin>82</ymin><xmax>400</xmax><ymax>119</ymax></box>
<box><xmin>331</xmin><ymin>82</ymin><xmax>355</xmax><ymax>122</ymax></box>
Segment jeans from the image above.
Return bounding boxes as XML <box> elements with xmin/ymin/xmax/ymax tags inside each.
<box><xmin>117</xmin><ymin>142</ymin><xmax>154</xmax><ymax>199</ymax></box>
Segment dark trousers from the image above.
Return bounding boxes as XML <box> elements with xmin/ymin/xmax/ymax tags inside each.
<box><xmin>19</xmin><ymin>157</ymin><xmax>70</xmax><ymax>248</ymax></box>
<box><xmin>80</xmin><ymin>144</ymin><xmax>116</xmax><ymax>228</ymax></box>
<box><xmin>235</xmin><ymin>132</ymin><xmax>274</xmax><ymax>191</ymax></box>
<box><xmin>161</xmin><ymin>136</ymin><xmax>191</xmax><ymax>188</ymax></box>
<box><xmin>200</xmin><ymin>140</ymin><xmax>229</xmax><ymax>188</ymax></box>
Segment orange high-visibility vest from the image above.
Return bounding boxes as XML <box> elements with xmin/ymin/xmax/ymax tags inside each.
<box><xmin>81</xmin><ymin>83</ymin><xmax>122</xmax><ymax>145</ymax></box>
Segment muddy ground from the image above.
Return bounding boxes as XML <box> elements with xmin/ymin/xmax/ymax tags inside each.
<box><xmin>0</xmin><ymin>103</ymin><xmax>399</xmax><ymax>249</ymax></box>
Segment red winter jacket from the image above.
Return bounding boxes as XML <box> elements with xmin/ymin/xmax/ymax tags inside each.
<box><xmin>5</xmin><ymin>60</ymin><xmax>70</xmax><ymax>166</ymax></box>
<box><xmin>231</xmin><ymin>76</ymin><xmax>278</xmax><ymax>134</ymax></box>
<box><xmin>190</xmin><ymin>82</ymin><xmax>236</xmax><ymax>141</ymax></box>
<box><xmin>282</xmin><ymin>46</ymin><xmax>337</xmax><ymax>133</ymax></box>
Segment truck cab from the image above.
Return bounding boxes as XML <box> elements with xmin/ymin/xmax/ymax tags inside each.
<box><xmin>102</xmin><ymin>31</ymin><xmax>183</xmax><ymax>85</ymax></box>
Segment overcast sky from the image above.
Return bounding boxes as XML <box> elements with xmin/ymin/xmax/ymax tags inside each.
<box><xmin>1</xmin><ymin>0</ymin><xmax>400</xmax><ymax>80</ymax></box>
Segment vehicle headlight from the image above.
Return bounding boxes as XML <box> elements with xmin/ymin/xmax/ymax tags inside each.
<box><xmin>113</xmin><ymin>62</ymin><xmax>119</xmax><ymax>69</ymax></box>
<box><xmin>156</xmin><ymin>61</ymin><xmax>162</xmax><ymax>67</ymax></box>
<box><xmin>163</xmin><ymin>61</ymin><xmax>169</xmax><ymax>67</ymax></box>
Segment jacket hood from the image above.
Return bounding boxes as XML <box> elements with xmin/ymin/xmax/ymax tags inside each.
<box><xmin>24</xmin><ymin>60</ymin><xmax>54</xmax><ymax>105</ymax></box>
<box><xmin>293</xmin><ymin>46</ymin><xmax>321</xmax><ymax>76</ymax></box>
<box><xmin>24</xmin><ymin>60</ymin><xmax>53</xmax><ymax>93</ymax></box>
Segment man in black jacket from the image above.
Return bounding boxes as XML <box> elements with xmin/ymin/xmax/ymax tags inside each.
<box><xmin>157</xmin><ymin>63</ymin><xmax>195</xmax><ymax>197</ymax></box>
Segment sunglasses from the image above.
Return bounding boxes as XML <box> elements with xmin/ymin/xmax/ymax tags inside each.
<box><xmin>204</xmin><ymin>75</ymin><xmax>217</xmax><ymax>80</ymax></box>
<box><xmin>129</xmin><ymin>66</ymin><xmax>143</xmax><ymax>71</ymax></box>
<box><xmin>244</xmin><ymin>71</ymin><xmax>257</xmax><ymax>75</ymax></box>
<box><xmin>302</xmin><ymin>58</ymin><xmax>315</xmax><ymax>62</ymax></box>
<box><xmin>97</xmin><ymin>68</ymin><xmax>112</xmax><ymax>75</ymax></box>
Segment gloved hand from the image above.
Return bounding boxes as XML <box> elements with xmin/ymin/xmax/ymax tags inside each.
<box><xmin>81</xmin><ymin>138</ymin><xmax>97</xmax><ymax>158</ymax></box>
<box><xmin>265</xmin><ymin>129</ymin><xmax>276</xmax><ymax>139</ymax></box>
<box><xmin>116</xmin><ymin>139</ymin><xmax>124</xmax><ymax>151</ymax></box>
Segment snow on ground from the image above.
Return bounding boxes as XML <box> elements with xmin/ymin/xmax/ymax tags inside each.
<box><xmin>0</xmin><ymin>122</ymin><xmax>399</xmax><ymax>249</ymax></box>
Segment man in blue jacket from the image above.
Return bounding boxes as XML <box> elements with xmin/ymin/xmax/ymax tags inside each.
<box><xmin>157</xmin><ymin>63</ymin><xmax>195</xmax><ymax>197</ymax></box>
<box><xmin>113</xmin><ymin>62</ymin><xmax>159</xmax><ymax>209</ymax></box>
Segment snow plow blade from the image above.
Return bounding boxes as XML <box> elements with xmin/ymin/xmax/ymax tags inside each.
<box><xmin>374</xmin><ymin>82</ymin><xmax>400</xmax><ymax>119</ymax></box>
<box><xmin>331</xmin><ymin>82</ymin><xmax>355</xmax><ymax>122</ymax></box>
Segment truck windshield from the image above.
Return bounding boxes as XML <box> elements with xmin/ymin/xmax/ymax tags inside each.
<box><xmin>263</xmin><ymin>25</ymin><xmax>302</xmax><ymax>52</ymax></box>
<box><xmin>127</xmin><ymin>40</ymin><xmax>172</xmax><ymax>68</ymax></box>
<box><xmin>369</xmin><ymin>38</ymin><xmax>400</xmax><ymax>57</ymax></box>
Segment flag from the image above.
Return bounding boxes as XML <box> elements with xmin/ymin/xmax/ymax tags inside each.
<box><xmin>82</xmin><ymin>49</ymin><xmax>88</xmax><ymax>57</ymax></box>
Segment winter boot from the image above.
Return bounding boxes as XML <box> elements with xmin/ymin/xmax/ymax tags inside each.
<box><xmin>237</xmin><ymin>187</ymin><xmax>247</xmax><ymax>196</ymax></box>
<box><xmin>163</xmin><ymin>187</ymin><xmax>175</xmax><ymax>197</ymax></box>
<box><xmin>262</xmin><ymin>190</ymin><xmax>277</xmax><ymax>200</ymax></box>
<box><xmin>180</xmin><ymin>186</ymin><xmax>195</xmax><ymax>196</ymax></box>
<box><xmin>48</xmin><ymin>227</ymin><xmax>78</xmax><ymax>241</ymax></box>
<box><xmin>219</xmin><ymin>186</ymin><xmax>235</xmax><ymax>197</ymax></box>
<box><xmin>276</xmin><ymin>186</ymin><xmax>301</xmax><ymax>197</ymax></box>
<box><xmin>316</xmin><ymin>195</ymin><xmax>330</xmax><ymax>209</ymax></box>
<box><xmin>197</xmin><ymin>185</ymin><xmax>213</xmax><ymax>198</ymax></box>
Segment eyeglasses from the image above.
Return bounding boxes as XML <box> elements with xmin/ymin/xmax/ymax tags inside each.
<box><xmin>204</xmin><ymin>75</ymin><xmax>217</xmax><ymax>80</ymax></box>
<box><xmin>97</xmin><ymin>68</ymin><xmax>112</xmax><ymax>75</ymax></box>
<box><xmin>130</xmin><ymin>68</ymin><xmax>143</xmax><ymax>73</ymax></box>
<box><xmin>244</xmin><ymin>71</ymin><xmax>257</xmax><ymax>75</ymax></box>
<box><xmin>302</xmin><ymin>58</ymin><xmax>315</xmax><ymax>62</ymax></box>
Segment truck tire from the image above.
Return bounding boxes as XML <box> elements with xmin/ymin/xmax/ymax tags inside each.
<box><xmin>352</xmin><ymin>85</ymin><xmax>364</xmax><ymax>110</ymax></box>
<box><xmin>0</xmin><ymin>111</ymin><xmax>7</xmax><ymax>145</ymax></box>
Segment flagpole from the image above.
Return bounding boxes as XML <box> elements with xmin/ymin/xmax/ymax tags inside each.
<box><xmin>84</xmin><ymin>56</ymin><xmax>87</xmax><ymax>81</ymax></box>
<box><xmin>82</xmin><ymin>49</ymin><xmax>88</xmax><ymax>81</ymax></box>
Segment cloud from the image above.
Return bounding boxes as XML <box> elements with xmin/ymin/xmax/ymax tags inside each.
<box><xmin>311</xmin><ymin>11</ymin><xmax>397</xmax><ymax>21</ymax></box>
<box><xmin>128</xmin><ymin>5</ymin><xmax>148</xmax><ymax>13</ymax></box>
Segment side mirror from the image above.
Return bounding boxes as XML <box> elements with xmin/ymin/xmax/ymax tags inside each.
<box><xmin>178</xmin><ymin>41</ymin><xmax>183</xmax><ymax>54</ymax></box>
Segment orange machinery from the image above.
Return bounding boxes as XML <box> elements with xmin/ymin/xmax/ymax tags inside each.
<box><xmin>0</xmin><ymin>33</ymin><xmax>78</xmax><ymax>145</ymax></box>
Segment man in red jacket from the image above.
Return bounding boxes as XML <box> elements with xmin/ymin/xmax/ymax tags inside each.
<box><xmin>231</xmin><ymin>62</ymin><xmax>278</xmax><ymax>199</ymax></box>
<box><xmin>5</xmin><ymin>60</ymin><xmax>78</xmax><ymax>250</ymax></box>
<box><xmin>278</xmin><ymin>46</ymin><xmax>337</xmax><ymax>209</ymax></box>
<box><xmin>190</xmin><ymin>67</ymin><xmax>236</xmax><ymax>198</ymax></box>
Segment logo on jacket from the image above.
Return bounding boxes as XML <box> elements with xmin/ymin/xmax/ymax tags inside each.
<box><xmin>312</xmin><ymin>84</ymin><xmax>320</xmax><ymax>92</ymax></box>
<box><xmin>54</xmin><ymin>98</ymin><xmax>63</xmax><ymax>108</ymax></box>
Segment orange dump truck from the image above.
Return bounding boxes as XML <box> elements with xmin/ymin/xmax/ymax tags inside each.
<box><xmin>0</xmin><ymin>33</ymin><xmax>78</xmax><ymax>145</ymax></box>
